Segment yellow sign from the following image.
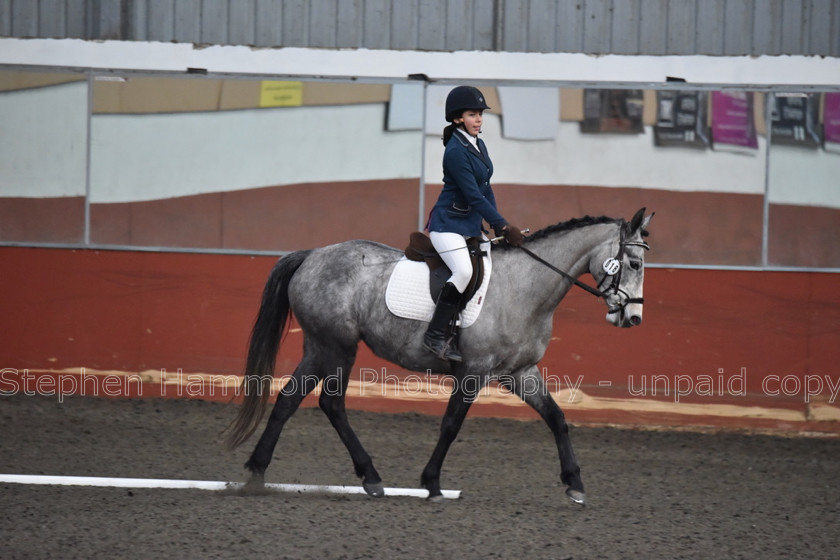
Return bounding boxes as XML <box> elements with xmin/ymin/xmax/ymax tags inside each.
<box><xmin>259</xmin><ymin>81</ymin><xmax>303</xmax><ymax>107</ymax></box>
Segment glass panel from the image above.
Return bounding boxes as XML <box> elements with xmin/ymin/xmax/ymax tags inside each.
<box><xmin>767</xmin><ymin>92</ymin><xmax>840</xmax><ymax>268</ymax></box>
<box><xmin>10</xmin><ymin>69</ymin><xmax>835</xmax><ymax>269</ymax></box>
<box><xmin>0</xmin><ymin>70</ymin><xmax>88</xmax><ymax>244</ymax></box>
<box><xmin>424</xmin><ymin>85</ymin><xmax>767</xmax><ymax>266</ymax></box>
<box><xmin>89</xmin><ymin>76</ymin><xmax>423</xmax><ymax>251</ymax></box>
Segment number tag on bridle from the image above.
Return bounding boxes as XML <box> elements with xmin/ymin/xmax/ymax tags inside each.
<box><xmin>602</xmin><ymin>258</ymin><xmax>621</xmax><ymax>276</ymax></box>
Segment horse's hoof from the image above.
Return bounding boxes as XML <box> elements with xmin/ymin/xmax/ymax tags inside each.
<box><xmin>426</xmin><ymin>493</ymin><xmax>445</xmax><ymax>503</ymax></box>
<box><xmin>245</xmin><ymin>473</ymin><xmax>265</xmax><ymax>488</ymax></box>
<box><xmin>235</xmin><ymin>474</ymin><xmax>269</xmax><ymax>496</ymax></box>
<box><xmin>566</xmin><ymin>488</ymin><xmax>586</xmax><ymax>505</ymax></box>
<box><xmin>363</xmin><ymin>481</ymin><xmax>385</xmax><ymax>498</ymax></box>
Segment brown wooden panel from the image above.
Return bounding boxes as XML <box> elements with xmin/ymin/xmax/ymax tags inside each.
<box><xmin>90</xmin><ymin>179</ymin><xmax>420</xmax><ymax>251</ymax></box>
<box><xmin>91</xmin><ymin>193</ymin><xmax>223</xmax><ymax>248</ymax></box>
<box><xmin>221</xmin><ymin>179</ymin><xmax>419</xmax><ymax>251</ymax></box>
<box><xmin>489</xmin><ymin>184</ymin><xmax>764</xmax><ymax>266</ymax></box>
<box><xmin>76</xmin><ymin>182</ymin><xmax>840</xmax><ymax>269</ymax></box>
<box><xmin>0</xmin><ymin>197</ymin><xmax>85</xmax><ymax>243</ymax></box>
<box><xmin>769</xmin><ymin>204</ymin><xmax>840</xmax><ymax>268</ymax></box>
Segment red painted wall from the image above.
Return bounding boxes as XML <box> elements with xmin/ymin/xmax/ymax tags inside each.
<box><xmin>2</xmin><ymin>246</ymin><xmax>839</xmax><ymax>427</ymax></box>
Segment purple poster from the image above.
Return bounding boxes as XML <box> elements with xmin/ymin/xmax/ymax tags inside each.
<box><xmin>824</xmin><ymin>92</ymin><xmax>840</xmax><ymax>149</ymax></box>
<box><xmin>711</xmin><ymin>91</ymin><xmax>758</xmax><ymax>151</ymax></box>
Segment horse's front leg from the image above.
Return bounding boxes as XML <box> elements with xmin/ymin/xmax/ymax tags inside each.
<box><xmin>420</xmin><ymin>373</ymin><xmax>486</xmax><ymax>501</ymax></box>
<box><xmin>501</xmin><ymin>365</ymin><xmax>586</xmax><ymax>505</ymax></box>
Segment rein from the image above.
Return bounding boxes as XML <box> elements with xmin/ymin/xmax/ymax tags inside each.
<box><xmin>516</xmin><ymin>224</ymin><xmax>650</xmax><ymax>313</ymax></box>
<box><xmin>518</xmin><ymin>246</ymin><xmax>604</xmax><ymax>298</ymax></box>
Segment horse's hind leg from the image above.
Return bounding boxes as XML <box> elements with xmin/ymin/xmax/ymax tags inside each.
<box><xmin>502</xmin><ymin>365</ymin><xmax>586</xmax><ymax>505</ymax></box>
<box><xmin>319</xmin><ymin>365</ymin><xmax>384</xmax><ymax>497</ymax></box>
<box><xmin>244</xmin><ymin>358</ymin><xmax>323</xmax><ymax>483</ymax></box>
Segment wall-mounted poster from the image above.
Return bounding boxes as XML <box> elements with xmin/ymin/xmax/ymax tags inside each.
<box><xmin>259</xmin><ymin>81</ymin><xmax>303</xmax><ymax>107</ymax></box>
<box><xmin>653</xmin><ymin>90</ymin><xmax>710</xmax><ymax>148</ymax></box>
<box><xmin>711</xmin><ymin>91</ymin><xmax>758</xmax><ymax>152</ymax></box>
<box><xmin>580</xmin><ymin>89</ymin><xmax>644</xmax><ymax>134</ymax></box>
<box><xmin>824</xmin><ymin>92</ymin><xmax>840</xmax><ymax>154</ymax></box>
<box><xmin>769</xmin><ymin>93</ymin><xmax>821</xmax><ymax>148</ymax></box>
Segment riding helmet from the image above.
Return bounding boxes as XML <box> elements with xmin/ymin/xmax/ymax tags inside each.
<box><xmin>445</xmin><ymin>86</ymin><xmax>490</xmax><ymax>122</ymax></box>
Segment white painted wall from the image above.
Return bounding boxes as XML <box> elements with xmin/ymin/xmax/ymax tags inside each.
<box><xmin>89</xmin><ymin>104</ymin><xmax>420</xmax><ymax>203</ymax></box>
<box><xmin>768</xmin><ymin>145</ymin><xmax>840</xmax><ymax>208</ymax></box>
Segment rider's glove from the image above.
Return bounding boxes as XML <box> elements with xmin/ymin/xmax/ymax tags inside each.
<box><xmin>502</xmin><ymin>225</ymin><xmax>524</xmax><ymax>247</ymax></box>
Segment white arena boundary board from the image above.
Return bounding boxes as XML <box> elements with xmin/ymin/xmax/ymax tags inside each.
<box><xmin>0</xmin><ymin>473</ymin><xmax>461</xmax><ymax>499</ymax></box>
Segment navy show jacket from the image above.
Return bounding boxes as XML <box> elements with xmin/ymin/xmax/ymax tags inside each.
<box><xmin>427</xmin><ymin>130</ymin><xmax>507</xmax><ymax>237</ymax></box>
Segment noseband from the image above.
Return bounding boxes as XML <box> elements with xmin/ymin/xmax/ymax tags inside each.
<box><xmin>517</xmin><ymin>223</ymin><xmax>649</xmax><ymax>315</ymax></box>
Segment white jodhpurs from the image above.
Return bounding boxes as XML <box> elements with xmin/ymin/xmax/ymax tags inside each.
<box><xmin>429</xmin><ymin>231</ymin><xmax>491</xmax><ymax>294</ymax></box>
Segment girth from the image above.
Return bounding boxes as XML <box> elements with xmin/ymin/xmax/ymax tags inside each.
<box><xmin>404</xmin><ymin>232</ymin><xmax>485</xmax><ymax>308</ymax></box>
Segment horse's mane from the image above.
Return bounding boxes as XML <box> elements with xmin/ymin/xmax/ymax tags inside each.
<box><xmin>496</xmin><ymin>215</ymin><xmax>621</xmax><ymax>250</ymax></box>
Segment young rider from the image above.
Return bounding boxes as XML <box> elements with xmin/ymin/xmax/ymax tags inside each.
<box><xmin>424</xmin><ymin>85</ymin><xmax>523</xmax><ymax>362</ymax></box>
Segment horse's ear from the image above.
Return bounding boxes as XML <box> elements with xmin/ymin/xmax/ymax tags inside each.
<box><xmin>641</xmin><ymin>211</ymin><xmax>654</xmax><ymax>231</ymax></box>
<box><xmin>627</xmin><ymin>208</ymin><xmax>654</xmax><ymax>237</ymax></box>
<box><xmin>628</xmin><ymin>208</ymin><xmax>646</xmax><ymax>233</ymax></box>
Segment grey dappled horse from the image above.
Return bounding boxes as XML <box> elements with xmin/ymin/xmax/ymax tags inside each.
<box><xmin>226</xmin><ymin>208</ymin><xmax>653</xmax><ymax>504</ymax></box>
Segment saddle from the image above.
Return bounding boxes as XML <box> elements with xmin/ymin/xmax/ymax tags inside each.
<box><xmin>404</xmin><ymin>232</ymin><xmax>485</xmax><ymax>308</ymax></box>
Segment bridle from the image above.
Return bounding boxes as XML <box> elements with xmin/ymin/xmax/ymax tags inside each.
<box><xmin>595</xmin><ymin>224</ymin><xmax>650</xmax><ymax>315</ymax></box>
<box><xmin>517</xmin><ymin>222</ymin><xmax>650</xmax><ymax>315</ymax></box>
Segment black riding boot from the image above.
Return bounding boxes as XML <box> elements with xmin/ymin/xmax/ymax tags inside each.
<box><xmin>423</xmin><ymin>283</ymin><xmax>463</xmax><ymax>362</ymax></box>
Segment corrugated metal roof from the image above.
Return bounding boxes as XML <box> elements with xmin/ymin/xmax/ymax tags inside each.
<box><xmin>0</xmin><ymin>0</ymin><xmax>837</xmax><ymax>57</ymax></box>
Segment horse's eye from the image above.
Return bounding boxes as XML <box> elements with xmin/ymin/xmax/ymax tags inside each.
<box><xmin>629</xmin><ymin>260</ymin><xmax>642</xmax><ymax>271</ymax></box>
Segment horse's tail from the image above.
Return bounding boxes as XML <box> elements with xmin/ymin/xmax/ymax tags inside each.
<box><xmin>224</xmin><ymin>249</ymin><xmax>311</xmax><ymax>450</ymax></box>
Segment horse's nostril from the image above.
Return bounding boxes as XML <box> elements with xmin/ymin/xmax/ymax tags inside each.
<box><xmin>630</xmin><ymin>315</ymin><xmax>642</xmax><ymax>326</ymax></box>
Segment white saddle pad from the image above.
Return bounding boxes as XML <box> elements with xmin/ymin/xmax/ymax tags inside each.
<box><xmin>385</xmin><ymin>255</ymin><xmax>492</xmax><ymax>328</ymax></box>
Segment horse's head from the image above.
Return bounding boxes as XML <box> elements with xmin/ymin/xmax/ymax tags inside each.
<box><xmin>591</xmin><ymin>208</ymin><xmax>653</xmax><ymax>328</ymax></box>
